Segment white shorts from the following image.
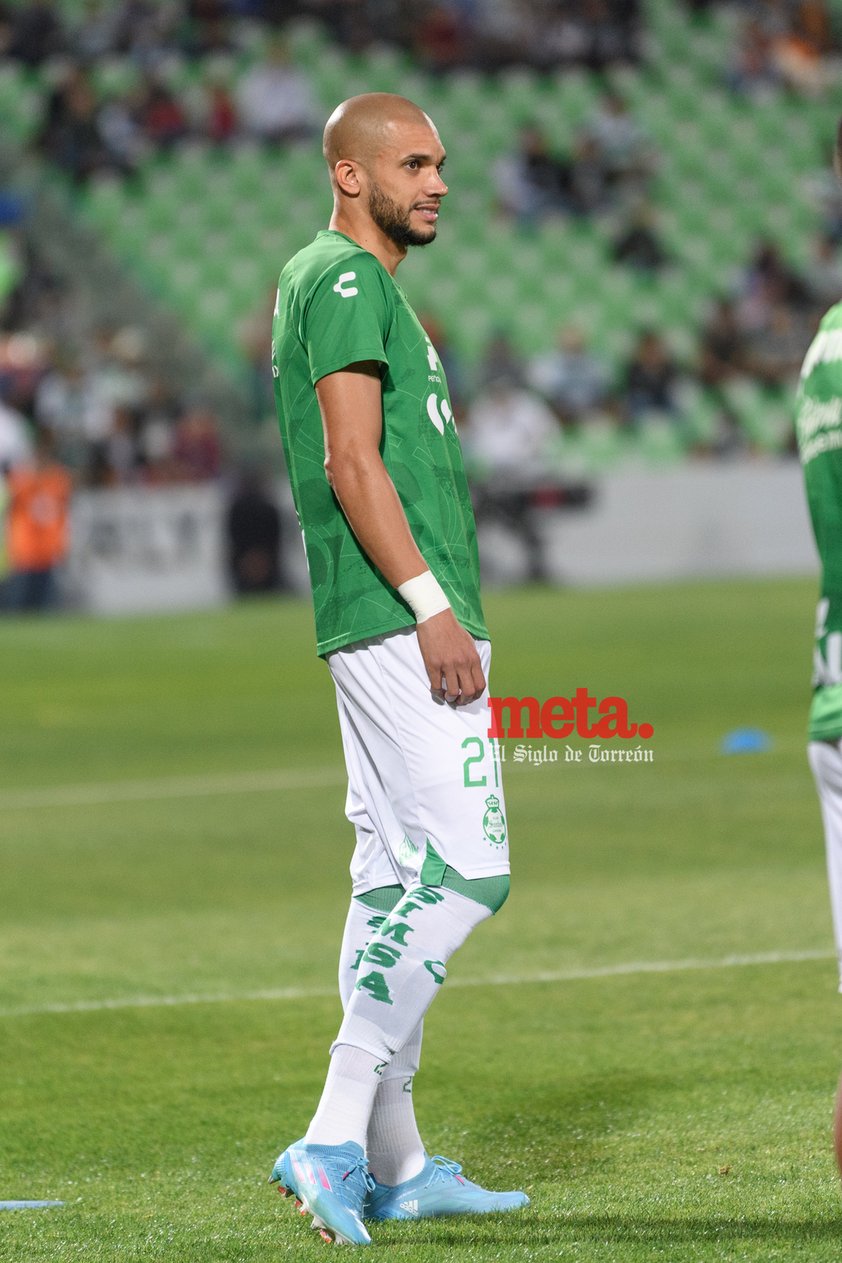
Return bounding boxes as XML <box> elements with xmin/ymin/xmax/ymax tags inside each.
<box><xmin>808</xmin><ymin>738</ymin><xmax>842</xmax><ymax>990</ymax></box>
<box><xmin>327</xmin><ymin>627</ymin><xmax>510</xmax><ymax>896</ymax></box>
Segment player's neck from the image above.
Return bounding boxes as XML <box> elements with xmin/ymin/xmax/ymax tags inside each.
<box><xmin>328</xmin><ymin>210</ymin><xmax>406</xmax><ymax>276</ymax></box>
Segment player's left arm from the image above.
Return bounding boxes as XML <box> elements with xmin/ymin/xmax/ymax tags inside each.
<box><xmin>316</xmin><ymin>362</ymin><xmax>485</xmax><ymax>705</ymax></box>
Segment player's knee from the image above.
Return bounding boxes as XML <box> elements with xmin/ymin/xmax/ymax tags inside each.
<box><xmin>442</xmin><ymin>870</ymin><xmax>509</xmax><ymax>915</ymax></box>
<box><xmin>483</xmin><ymin>874</ymin><xmax>510</xmax><ymax>914</ymax></box>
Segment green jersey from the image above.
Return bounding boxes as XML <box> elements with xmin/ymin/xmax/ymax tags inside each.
<box><xmin>796</xmin><ymin>301</ymin><xmax>842</xmax><ymax>740</ymax></box>
<box><xmin>272</xmin><ymin>229</ymin><xmax>488</xmax><ymax>656</ymax></box>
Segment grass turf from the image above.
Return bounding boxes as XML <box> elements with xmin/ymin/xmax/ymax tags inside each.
<box><xmin>2</xmin><ymin>577</ymin><xmax>842</xmax><ymax>1260</ymax></box>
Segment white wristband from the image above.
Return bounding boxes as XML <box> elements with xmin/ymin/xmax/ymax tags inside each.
<box><xmin>397</xmin><ymin>570</ymin><xmax>451</xmax><ymax>623</ymax></box>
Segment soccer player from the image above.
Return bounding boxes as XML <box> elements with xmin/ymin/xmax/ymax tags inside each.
<box><xmin>799</xmin><ymin>117</ymin><xmax>842</xmax><ymax>1182</ymax></box>
<box><xmin>267</xmin><ymin>93</ymin><xmax>528</xmax><ymax>1245</ymax></box>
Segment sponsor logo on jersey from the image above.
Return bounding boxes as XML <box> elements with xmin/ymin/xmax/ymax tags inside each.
<box><xmin>333</xmin><ymin>271</ymin><xmax>359</xmax><ymax>298</ymax></box>
<box><xmin>426</xmin><ymin>392</ymin><xmax>453</xmax><ymax>434</ymax></box>
<box><xmin>424</xmin><ymin>336</ymin><xmax>439</xmax><ymax>374</ymax></box>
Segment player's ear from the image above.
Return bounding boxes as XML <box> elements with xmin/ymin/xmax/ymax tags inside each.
<box><xmin>334</xmin><ymin>159</ymin><xmax>362</xmax><ymax>198</ymax></box>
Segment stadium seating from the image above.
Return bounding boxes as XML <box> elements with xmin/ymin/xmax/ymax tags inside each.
<box><xmin>2</xmin><ymin>0</ymin><xmax>839</xmax><ymax>467</ymax></box>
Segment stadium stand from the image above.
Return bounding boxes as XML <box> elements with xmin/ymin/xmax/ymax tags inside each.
<box><xmin>0</xmin><ymin>0</ymin><xmax>841</xmax><ymax>488</ymax></box>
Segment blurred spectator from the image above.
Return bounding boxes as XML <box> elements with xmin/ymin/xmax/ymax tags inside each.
<box><xmin>578</xmin><ymin>0</ymin><xmax>643</xmax><ymax>70</ymax></box>
<box><xmin>804</xmin><ymin>144</ymin><xmax>842</xmax><ymax>243</ymax></box>
<box><xmin>236</xmin><ymin>38</ymin><xmax>318</xmax><ymax>146</ymax></box>
<box><xmin>477</xmin><ymin>330</ymin><xmax>526</xmax><ymax>389</ymax></box>
<box><xmin>771</xmin><ymin>1</ymin><xmax>838</xmax><ymax>95</ymax></box>
<box><xmin>412</xmin><ymin>3</ymin><xmax>471</xmax><ymax>72</ymax></box>
<box><xmin>728</xmin><ymin>2</ymin><xmax>840</xmax><ymax>99</ymax></box>
<box><xmin>70</xmin><ymin>0</ymin><xmax>120</xmax><ymax>60</ymax></box>
<box><xmin>225</xmin><ymin>466</ymin><xmax>284</xmax><ymax>595</ymax></box>
<box><xmin>34</xmin><ymin>354</ymin><xmax>111</xmax><ymax>473</ymax></box>
<box><xmin>727</xmin><ymin>17</ymin><xmax>781</xmax><ymax>99</ymax></box>
<box><xmin>172</xmin><ymin>404</ymin><xmax>223</xmax><ymax>481</ymax></box>
<box><xmin>110</xmin><ymin>0</ymin><xmax>181</xmax><ymax>64</ymax></box>
<box><xmin>804</xmin><ymin>231</ymin><xmax>842</xmax><ymax>309</ymax></box>
<box><xmin>565</xmin><ymin>133</ymin><xmax>612</xmax><ymax>216</ymax></box>
<box><xmin>734</xmin><ymin>238</ymin><xmax>813</xmax><ymax>334</ymax></box>
<box><xmin>86</xmin><ymin>325</ymin><xmax>151</xmax><ymax>418</ymax></box>
<box><xmin>527</xmin><ymin>325</ymin><xmax>613</xmax><ymax>424</ymax></box>
<box><xmin>696</xmin><ymin>296</ymin><xmax>750</xmax><ymax>390</ymax></box>
<box><xmin>239</xmin><ymin>286</ymin><xmax>276</xmax><ymax>425</ymax></box>
<box><xmin>1</xmin><ymin>427</ymin><xmax>72</xmax><ymax>613</ymax></box>
<box><xmin>136</xmin><ymin>74</ymin><xmax>190</xmax><ymax>151</ymax></box>
<box><xmin>7</xmin><ymin>0</ymin><xmax>65</xmax><ymax>65</ymax></box>
<box><xmin>584</xmin><ymin>91</ymin><xmax>654</xmax><ymax>199</ymax></box>
<box><xmin>464</xmin><ymin>372</ymin><xmax>559</xmax><ymax>476</ymax></box>
<box><xmin>611</xmin><ymin>201</ymin><xmax>671</xmax><ymax>273</ymax></box>
<box><xmin>106</xmin><ymin>402</ymin><xmax>142</xmax><ymax>483</ymax></box>
<box><xmin>98</xmin><ymin>89</ymin><xmax>148</xmax><ymax>170</ymax></box>
<box><xmin>185</xmin><ymin>0</ymin><xmax>238</xmax><ymax>57</ymax></box>
<box><xmin>137</xmin><ymin>376</ymin><xmax>181</xmax><ymax>479</ymax></box>
<box><xmin>743</xmin><ymin>303</ymin><xmax>812</xmax><ymax>389</ymax></box>
<box><xmin>199</xmin><ymin>72</ymin><xmax>239</xmax><ymax>145</ymax></box>
<box><xmin>37</xmin><ymin>67</ymin><xmax>135</xmax><ymax>184</ymax></box>
<box><xmin>0</xmin><ymin>397</ymin><xmax>32</xmax><ymax>471</ymax></box>
<box><xmin>0</xmin><ymin>331</ymin><xmax>50</xmax><ymax>416</ymax></box>
<box><xmin>494</xmin><ymin>124</ymin><xmax>569</xmax><ymax>224</ymax></box>
<box><xmin>622</xmin><ymin>329</ymin><xmax>684</xmax><ymax>424</ymax></box>
<box><xmin>463</xmin><ymin>372</ymin><xmax>561</xmax><ymax>582</ymax></box>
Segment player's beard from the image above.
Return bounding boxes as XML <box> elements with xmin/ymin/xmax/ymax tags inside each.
<box><xmin>367</xmin><ymin>182</ymin><xmax>437</xmax><ymax>247</ymax></box>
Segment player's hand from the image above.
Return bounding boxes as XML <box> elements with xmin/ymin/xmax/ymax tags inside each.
<box><xmin>416</xmin><ymin>609</ymin><xmax>486</xmax><ymax>706</ymax></box>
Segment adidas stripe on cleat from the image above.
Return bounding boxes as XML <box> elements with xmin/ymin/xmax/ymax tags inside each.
<box><xmin>364</xmin><ymin>1153</ymin><xmax>530</xmax><ymax>1221</ymax></box>
<box><xmin>269</xmin><ymin>1139</ymin><xmax>374</xmax><ymax>1246</ymax></box>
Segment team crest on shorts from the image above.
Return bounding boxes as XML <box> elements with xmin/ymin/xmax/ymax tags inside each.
<box><xmin>482</xmin><ymin>795</ymin><xmax>507</xmax><ymax>846</ymax></box>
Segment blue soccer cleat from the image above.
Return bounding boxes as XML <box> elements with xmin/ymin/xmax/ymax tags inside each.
<box><xmin>269</xmin><ymin>1139</ymin><xmax>374</xmax><ymax>1245</ymax></box>
<box><xmin>364</xmin><ymin>1153</ymin><xmax>530</xmax><ymax>1221</ymax></box>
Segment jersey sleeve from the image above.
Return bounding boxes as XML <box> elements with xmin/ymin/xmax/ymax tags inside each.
<box><xmin>302</xmin><ymin>255</ymin><xmax>392</xmax><ymax>386</ymax></box>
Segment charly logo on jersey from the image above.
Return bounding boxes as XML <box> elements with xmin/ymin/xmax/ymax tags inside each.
<box><xmin>482</xmin><ymin>794</ymin><xmax>507</xmax><ymax>846</ymax></box>
<box><xmin>333</xmin><ymin>271</ymin><xmax>359</xmax><ymax>298</ymax></box>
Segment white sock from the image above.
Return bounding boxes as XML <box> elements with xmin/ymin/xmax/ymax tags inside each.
<box><xmin>303</xmin><ymin>1044</ymin><xmax>384</xmax><ymax>1149</ymax></box>
<box><xmin>367</xmin><ymin>1072</ymin><xmax>426</xmax><ymax>1186</ymax></box>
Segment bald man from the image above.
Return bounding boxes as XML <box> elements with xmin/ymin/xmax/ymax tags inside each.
<box><xmin>267</xmin><ymin>94</ymin><xmax>527</xmax><ymax>1245</ymax></box>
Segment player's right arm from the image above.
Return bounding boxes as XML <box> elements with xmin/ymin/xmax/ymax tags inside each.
<box><xmin>316</xmin><ymin>362</ymin><xmax>485</xmax><ymax>705</ymax></box>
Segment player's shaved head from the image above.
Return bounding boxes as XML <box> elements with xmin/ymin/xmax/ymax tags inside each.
<box><xmin>323</xmin><ymin>93</ymin><xmax>437</xmax><ymax>174</ymax></box>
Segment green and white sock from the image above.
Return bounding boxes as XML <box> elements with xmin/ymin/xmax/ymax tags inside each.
<box><xmin>338</xmin><ymin>893</ymin><xmax>427</xmax><ymax>1183</ymax></box>
<box><xmin>332</xmin><ymin>884</ymin><xmax>491</xmax><ymax>1064</ymax></box>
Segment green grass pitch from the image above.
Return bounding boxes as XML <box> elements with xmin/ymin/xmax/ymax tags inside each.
<box><xmin>3</xmin><ymin>577</ymin><xmax>842</xmax><ymax>1261</ymax></box>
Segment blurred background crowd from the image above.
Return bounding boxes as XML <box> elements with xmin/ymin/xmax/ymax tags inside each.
<box><xmin>0</xmin><ymin>0</ymin><xmax>840</xmax><ymax>608</ymax></box>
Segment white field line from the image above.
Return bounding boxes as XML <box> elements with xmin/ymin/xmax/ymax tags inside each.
<box><xmin>0</xmin><ymin>948</ymin><xmax>832</xmax><ymax>1021</ymax></box>
<box><xmin>0</xmin><ymin>736</ymin><xmax>808</xmax><ymax>814</ymax></box>
<box><xmin>0</xmin><ymin>766</ymin><xmax>347</xmax><ymax>811</ymax></box>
